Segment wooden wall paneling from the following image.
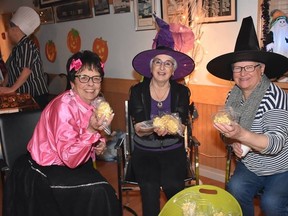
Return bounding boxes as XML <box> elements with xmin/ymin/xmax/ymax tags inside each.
<box><xmin>189</xmin><ymin>84</ymin><xmax>232</xmax><ymax>105</ymax></box>
<box><xmin>102</xmin><ymin>78</ymin><xmax>138</xmax><ymax>132</ymax></box>
<box><xmin>102</xmin><ymin>91</ymin><xmax>127</xmax><ymax>131</ymax></box>
<box><xmin>193</xmin><ymin>103</ymin><xmax>227</xmax><ymax>170</ymax></box>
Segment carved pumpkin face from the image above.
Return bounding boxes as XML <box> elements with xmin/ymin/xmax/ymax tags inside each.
<box><xmin>93</xmin><ymin>37</ymin><xmax>108</xmax><ymax>63</ymax></box>
<box><xmin>45</xmin><ymin>40</ymin><xmax>57</xmax><ymax>63</ymax></box>
<box><xmin>67</xmin><ymin>28</ymin><xmax>81</xmax><ymax>54</ymax></box>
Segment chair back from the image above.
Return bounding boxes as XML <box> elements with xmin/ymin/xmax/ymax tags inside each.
<box><xmin>47</xmin><ymin>73</ymin><xmax>70</xmax><ymax>95</ymax></box>
<box><xmin>123</xmin><ymin>100</ymin><xmax>137</xmax><ymax>182</ymax></box>
<box><xmin>0</xmin><ymin>110</ymin><xmax>41</xmax><ymax>170</ymax></box>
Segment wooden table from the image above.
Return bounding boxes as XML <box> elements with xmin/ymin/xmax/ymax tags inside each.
<box><xmin>0</xmin><ymin>93</ymin><xmax>40</xmax><ymax>114</ymax></box>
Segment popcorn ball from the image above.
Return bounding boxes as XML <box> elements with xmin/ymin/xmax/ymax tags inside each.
<box><xmin>96</xmin><ymin>101</ymin><xmax>113</xmax><ymax>119</ymax></box>
<box><xmin>152</xmin><ymin>116</ymin><xmax>165</xmax><ymax>130</ymax></box>
<box><xmin>182</xmin><ymin>201</ymin><xmax>196</xmax><ymax>216</ymax></box>
<box><xmin>213</xmin><ymin>112</ymin><xmax>232</xmax><ymax>125</ymax></box>
<box><xmin>153</xmin><ymin>114</ymin><xmax>181</xmax><ymax>134</ymax></box>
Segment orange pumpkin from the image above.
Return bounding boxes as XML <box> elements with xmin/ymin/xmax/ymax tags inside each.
<box><xmin>67</xmin><ymin>28</ymin><xmax>81</xmax><ymax>54</ymax></box>
<box><xmin>45</xmin><ymin>40</ymin><xmax>57</xmax><ymax>63</ymax></box>
<box><xmin>92</xmin><ymin>37</ymin><xmax>108</xmax><ymax>63</ymax></box>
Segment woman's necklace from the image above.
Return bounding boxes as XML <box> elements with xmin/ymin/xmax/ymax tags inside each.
<box><xmin>150</xmin><ymin>82</ymin><xmax>170</xmax><ymax>109</ymax></box>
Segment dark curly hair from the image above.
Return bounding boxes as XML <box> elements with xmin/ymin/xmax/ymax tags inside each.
<box><xmin>66</xmin><ymin>50</ymin><xmax>104</xmax><ymax>82</ymax></box>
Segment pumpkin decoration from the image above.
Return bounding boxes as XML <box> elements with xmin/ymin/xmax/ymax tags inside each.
<box><xmin>67</xmin><ymin>28</ymin><xmax>81</xmax><ymax>54</ymax></box>
<box><xmin>30</xmin><ymin>34</ymin><xmax>40</xmax><ymax>49</ymax></box>
<box><xmin>45</xmin><ymin>40</ymin><xmax>57</xmax><ymax>63</ymax></box>
<box><xmin>92</xmin><ymin>37</ymin><xmax>108</xmax><ymax>63</ymax></box>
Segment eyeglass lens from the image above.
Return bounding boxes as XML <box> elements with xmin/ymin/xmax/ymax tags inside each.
<box><xmin>153</xmin><ymin>58</ymin><xmax>174</xmax><ymax>68</ymax></box>
<box><xmin>76</xmin><ymin>75</ymin><xmax>102</xmax><ymax>83</ymax></box>
<box><xmin>232</xmin><ymin>64</ymin><xmax>260</xmax><ymax>73</ymax></box>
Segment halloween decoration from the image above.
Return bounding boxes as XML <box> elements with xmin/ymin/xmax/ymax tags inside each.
<box><xmin>266</xmin><ymin>9</ymin><xmax>288</xmax><ymax>57</ymax></box>
<box><xmin>67</xmin><ymin>28</ymin><xmax>81</xmax><ymax>53</ymax></box>
<box><xmin>93</xmin><ymin>37</ymin><xmax>108</xmax><ymax>63</ymax></box>
<box><xmin>45</xmin><ymin>40</ymin><xmax>57</xmax><ymax>63</ymax></box>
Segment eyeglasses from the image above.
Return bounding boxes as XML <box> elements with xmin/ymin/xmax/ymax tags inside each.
<box><xmin>152</xmin><ymin>58</ymin><xmax>174</xmax><ymax>69</ymax></box>
<box><xmin>75</xmin><ymin>75</ymin><xmax>102</xmax><ymax>83</ymax></box>
<box><xmin>232</xmin><ymin>64</ymin><xmax>260</xmax><ymax>73</ymax></box>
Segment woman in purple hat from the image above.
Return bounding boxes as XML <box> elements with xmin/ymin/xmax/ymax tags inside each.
<box><xmin>128</xmin><ymin>16</ymin><xmax>195</xmax><ymax>216</ymax></box>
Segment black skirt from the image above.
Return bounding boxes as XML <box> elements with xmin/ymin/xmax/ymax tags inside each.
<box><xmin>3</xmin><ymin>153</ymin><xmax>121</xmax><ymax>216</ymax></box>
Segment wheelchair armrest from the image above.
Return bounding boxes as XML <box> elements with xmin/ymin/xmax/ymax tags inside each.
<box><xmin>114</xmin><ymin>137</ymin><xmax>125</xmax><ymax>150</ymax></box>
<box><xmin>191</xmin><ymin>136</ymin><xmax>200</xmax><ymax>147</ymax></box>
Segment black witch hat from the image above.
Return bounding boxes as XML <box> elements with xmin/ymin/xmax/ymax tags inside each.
<box><xmin>207</xmin><ymin>16</ymin><xmax>288</xmax><ymax>80</ymax></box>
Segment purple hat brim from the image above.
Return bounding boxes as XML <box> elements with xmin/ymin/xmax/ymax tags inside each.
<box><xmin>132</xmin><ymin>49</ymin><xmax>195</xmax><ymax>80</ymax></box>
<box><xmin>207</xmin><ymin>50</ymin><xmax>288</xmax><ymax>80</ymax></box>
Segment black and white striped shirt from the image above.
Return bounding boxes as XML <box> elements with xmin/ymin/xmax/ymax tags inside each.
<box><xmin>242</xmin><ymin>83</ymin><xmax>288</xmax><ymax>176</ymax></box>
<box><xmin>6</xmin><ymin>36</ymin><xmax>48</xmax><ymax>97</ymax></box>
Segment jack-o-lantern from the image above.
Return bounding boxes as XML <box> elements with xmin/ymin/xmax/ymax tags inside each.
<box><xmin>67</xmin><ymin>28</ymin><xmax>81</xmax><ymax>54</ymax></box>
<box><xmin>93</xmin><ymin>37</ymin><xmax>108</xmax><ymax>63</ymax></box>
<box><xmin>45</xmin><ymin>40</ymin><xmax>57</xmax><ymax>63</ymax></box>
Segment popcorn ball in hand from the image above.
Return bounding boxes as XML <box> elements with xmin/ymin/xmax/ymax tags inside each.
<box><xmin>96</xmin><ymin>101</ymin><xmax>113</xmax><ymax>119</ymax></box>
<box><xmin>152</xmin><ymin>116</ymin><xmax>166</xmax><ymax>130</ymax></box>
<box><xmin>153</xmin><ymin>114</ymin><xmax>181</xmax><ymax>134</ymax></box>
<box><xmin>213</xmin><ymin>112</ymin><xmax>232</xmax><ymax>125</ymax></box>
<box><xmin>91</xmin><ymin>97</ymin><xmax>113</xmax><ymax>135</ymax></box>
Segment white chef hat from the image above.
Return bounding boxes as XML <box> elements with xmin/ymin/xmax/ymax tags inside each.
<box><xmin>11</xmin><ymin>6</ymin><xmax>40</xmax><ymax>36</ymax></box>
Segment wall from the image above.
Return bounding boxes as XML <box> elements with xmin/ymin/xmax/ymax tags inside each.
<box><xmin>0</xmin><ymin>0</ymin><xmax>262</xmax><ymax>182</ymax></box>
<box><xmin>1</xmin><ymin>0</ymin><xmax>260</xmax><ymax>86</ymax></box>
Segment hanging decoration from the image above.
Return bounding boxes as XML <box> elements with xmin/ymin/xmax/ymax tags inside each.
<box><xmin>162</xmin><ymin>0</ymin><xmax>206</xmax><ymax>84</ymax></box>
<box><xmin>266</xmin><ymin>10</ymin><xmax>288</xmax><ymax>57</ymax></box>
<box><xmin>67</xmin><ymin>28</ymin><xmax>81</xmax><ymax>53</ymax></box>
<box><xmin>260</xmin><ymin>0</ymin><xmax>271</xmax><ymax>50</ymax></box>
<box><xmin>92</xmin><ymin>37</ymin><xmax>109</xmax><ymax>63</ymax></box>
<box><xmin>45</xmin><ymin>40</ymin><xmax>57</xmax><ymax>63</ymax></box>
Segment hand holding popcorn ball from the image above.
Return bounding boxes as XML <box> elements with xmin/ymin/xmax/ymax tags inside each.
<box><xmin>213</xmin><ymin>107</ymin><xmax>250</xmax><ymax>157</ymax></box>
<box><xmin>213</xmin><ymin>107</ymin><xmax>239</xmax><ymax>125</ymax></box>
<box><xmin>153</xmin><ymin>113</ymin><xmax>183</xmax><ymax>135</ymax></box>
<box><xmin>213</xmin><ymin>112</ymin><xmax>233</xmax><ymax>125</ymax></box>
<box><xmin>92</xmin><ymin>96</ymin><xmax>113</xmax><ymax>135</ymax></box>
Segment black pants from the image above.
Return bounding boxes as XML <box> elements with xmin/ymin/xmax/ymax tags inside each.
<box><xmin>4</xmin><ymin>154</ymin><xmax>121</xmax><ymax>216</ymax></box>
<box><xmin>131</xmin><ymin>146</ymin><xmax>186</xmax><ymax>216</ymax></box>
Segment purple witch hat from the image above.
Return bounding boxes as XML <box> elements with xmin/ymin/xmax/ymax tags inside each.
<box><xmin>132</xmin><ymin>14</ymin><xmax>195</xmax><ymax>80</ymax></box>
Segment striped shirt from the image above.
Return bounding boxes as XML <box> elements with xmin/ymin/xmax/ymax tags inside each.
<box><xmin>6</xmin><ymin>36</ymin><xmax>48</xmax><ymax>97</ymax></box>
<box><xmin>241</xmin><ymin>83</ymin><xmax>288</xmax><ymax>176</ymax></box>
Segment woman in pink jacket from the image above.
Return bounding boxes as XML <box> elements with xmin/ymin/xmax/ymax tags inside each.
<box><xmin>4</xmin><ymin>50</ymin><xmax>121</xmax><ymax>216</ymax></box>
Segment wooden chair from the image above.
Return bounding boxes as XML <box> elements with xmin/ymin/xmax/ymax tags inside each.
<box><xmin>115</xmin><ymin>100</ymin><xmax>200</xmax><ymax>215</ymax></box>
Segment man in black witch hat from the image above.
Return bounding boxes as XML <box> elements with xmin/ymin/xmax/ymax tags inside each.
<box><xmin>207</xmin><ymin>16</ymin><xmax>288</xmax><ymax>216</ymax></box>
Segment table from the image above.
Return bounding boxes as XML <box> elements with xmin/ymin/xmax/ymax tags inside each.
<box><xmin>0</xmin><ymin>93</ymin><xmax>40</xmax><ymax>159</ymax></box>
<box><xmin>0</xmin><ymin>93</ymin><xmax>39</xmax><ymax>114</ymax></box>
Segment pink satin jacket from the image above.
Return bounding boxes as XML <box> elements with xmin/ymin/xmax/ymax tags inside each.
<box><xmin>27</xmin><ymin>90</ymin><xmax>104</xmax><ymax>168</ymax></box>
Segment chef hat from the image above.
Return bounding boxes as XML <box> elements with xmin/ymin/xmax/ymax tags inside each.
<box><xmin>11</xmin><ymin>6</ymin><xmax>40</xmax><ymax>36</ymax></box>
